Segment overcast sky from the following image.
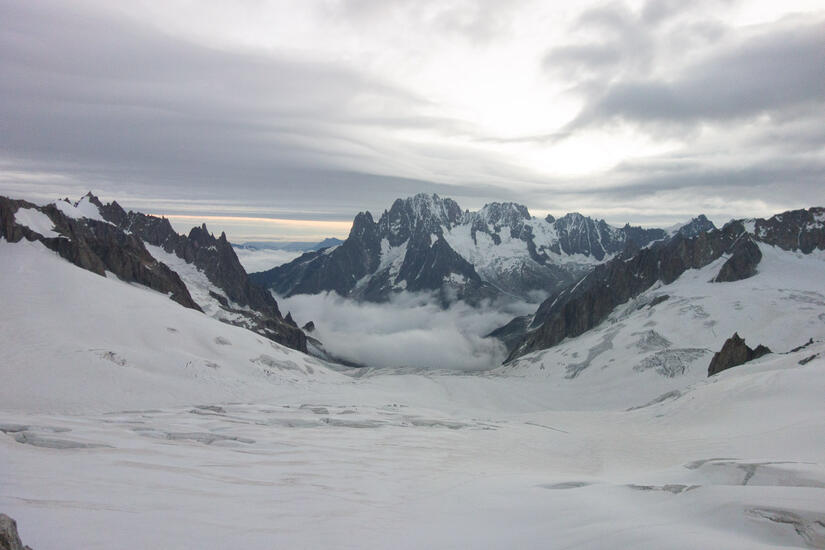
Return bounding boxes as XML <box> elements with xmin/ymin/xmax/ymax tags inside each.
<box><xmin>1</xmin><ymin>0</ymin><xmax>823</xmax><ymax>241</ymax></box>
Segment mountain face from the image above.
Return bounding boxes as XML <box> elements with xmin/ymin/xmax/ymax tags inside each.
<box><xmin>0</xmin><ymin>193</ymin><xmax>306</xmax><ymax>352</ymax></box>
<box><xmin>251</xmin><ymin>193</ymin><xmax>708</xmax><ymax>305</ymax></box>
<box><xmin>0</xmin><ymin>195</ymin><xmax>200</xmax><ymax>312</ymax></box>
<box><xmin>503</xmin><ymin>207</ymin><xmax>825</xmax><ymax>361</ymax></box>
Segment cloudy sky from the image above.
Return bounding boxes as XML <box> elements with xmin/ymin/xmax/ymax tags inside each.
<box><xmin>1</xmin><ymin>0</ymin><xmax>823</xmax><ymax>241</ymax></box>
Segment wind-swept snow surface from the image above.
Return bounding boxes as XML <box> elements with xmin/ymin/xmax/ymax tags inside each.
<box><xmin>1</xmin><ymin>238</ymin><xmax>824</xmax><ymax>549</ymax></box>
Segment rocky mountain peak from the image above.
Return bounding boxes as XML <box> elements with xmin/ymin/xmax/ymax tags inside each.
<box><xmin>553</xmin><ymin>212</ymin><xmax>622</xmax><ymax>261</ymax></box>
<box><xmin>82</xmin><ymin>191</ymin><xmax>104</xmax><ymax>208</ymax></box>
<box><xmin>380</xmin><ymin>194</ymin><xmax>463</xmax><ymax>241</ymax></box>
<box><xmin>350</xmin><ymin>211</ymin><xmax>376</xmax><ymax>239</ymax></box>
<box><xmin>477</xmin><ymin>202</ymin><xmax>531</xmax><ymax>229</ymax></box>
<box><xmin>676</xmin><ymin>214</ymin><xmax>716</xmax><ymax>237</ymax></box>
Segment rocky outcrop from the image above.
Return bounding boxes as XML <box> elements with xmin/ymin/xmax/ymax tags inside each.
<box><xmin>0</xmin><ymin>514</ymin><xmax>33</xmax><ymax>550</ymax></box>
<box><xmin>707</xmin><ymin>333</ymin><xmax>771</xmax><ymax>376</ymax></box>
<box><xmin>713</xmin><ymin>237</ymin><xmax>762</xmax><ymax>282</ymax></box>
<box><xmin>0</xmin><ymin>196</ymin><xmax>201</xmax><ymax>311</ymax></box>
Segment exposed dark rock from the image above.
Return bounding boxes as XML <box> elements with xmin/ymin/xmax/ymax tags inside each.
<box><xmin>1</xmin><ymin>193</ymin><xmax>306</xmax><ymax>353</ymax></box>
<box><xmin>507</xmin><ymin>226</ymin><xmax>741</xmax><ymax>361</ymax></box>
<box><xmin>707</xmin><ymin>333</ymin><xmax>771</xmax><ymax>376</ymax></box>
<box><xmin>798</xmin><ymin>354</ymin><xmax>819</xmax><ymax>366</ymax></box>
<box><xmin>648</xmin><ymin>295</ymin><xmax>670</xmax><ymax>308</ymax></box>
<box><xmin>251</xmin><ymin>194</ymin><xmax>676</xmax><ymax>306</ymax></box>
<box><xmin>0</xmin><ymin>196</ymin><xmax>201</xmax><ymax>311</ymax></box>
<box><xmin>790</xmin><ymin>338</ymin><xmax>814</xmax><ymax>353</ymax></box>
<box><xmin>252</xmin><ymin>194</ymin><xmax>496</xmax><ymax>305</ymax></box>
<box><xmin>302</xmin><ymin>321</ymin><xmax>315</xmax><ymax>332</ymax></box>
<box><xmin>675</xmin><ymin>214</ymin><xmax>716</xmax><ymax>238</ymax></box>
<box><xmin>713</xmin><ymin>237</ymin><xmax>762</xmax><ymax>282</ymax></box>
<box><xmin>486</xmin><ymin>315</ymin><xmax>533</xmax><ymax>355</ymax></box>
<box><xmin>622</xmin><ymin>223</ymin><xmax>669</xmax><ymax>249</ymax></box>
<box><xmin>94</xmin><ymin>202</ymin><xmax>306</xmax><ymax>352</ymax></box>
<box><xmin>0</xmin><ymin>514</ymin><xmax>33</xmax><ymax>550</ymax></box>
<box><xmin>553</xmin><ymin>213</ymin><xmax>625</xmax><ymax>261</ymax></box>
<box><xmin>749</xmin><ymin>207</ymin><xmax>825</xmax><ymax>253</ymax></box>
<box><xmin>504</xmin><ymin>207</ymin><xmax>823</xmax><ymax>362</ymax></box>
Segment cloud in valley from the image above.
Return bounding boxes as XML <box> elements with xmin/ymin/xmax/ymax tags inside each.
<box><xmin>278</xmin><ymin>291</ymin><xmax>538</xmax><ymax>371</ymax></box>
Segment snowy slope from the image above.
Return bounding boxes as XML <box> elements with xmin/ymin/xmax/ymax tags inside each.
<box><xmin>52</xmin><ymin>194</ymin><xmax>110</xmax><ymax>223</ymax></box>
<box><xmin>0</xmin><ymin>239</ymin><xmax>343</xmax><ymax>413</ymax></box>
<box><xmin>2</xmin><ymin>227</ymin><xmax>825</xmax><ymax>549</ymax></box>
<box><xmin>1</xmin><ymin>331</ymin><xmax>824</xmax><ymax>549</ymax></box>
<box><xmin>499</xmin><ymin>243</ymin><xmax>825</xmax><ymax>409</ymax></box>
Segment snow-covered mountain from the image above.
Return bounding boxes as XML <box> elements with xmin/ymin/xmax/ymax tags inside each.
<box><xmin>500</xmin><ymin>206</ymin><xmax>825</xmax><ymax>362</ymax></box>
<box><xmin>250</xmin><ymin>193</ymin><xmax>714</xmax><ymax>305</ymax></box>
<box><xmin>496</xmin><ymin>238</ymin><xmax>825</xmax><ymax>408</ymax></box>
<box><xmin>0</xmin><ymin>192</ymin><xmax>306</xmax><ymax>352</ymax></box>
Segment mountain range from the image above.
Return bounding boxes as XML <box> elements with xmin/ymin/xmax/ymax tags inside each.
<box><xmin>2</xmin><ymin>191</ymin><xmax>823</xmax><ymax>371</ymax></box>
<box><xmin>249</xmin><ymin>193</ymin><xmax>716</xmax><ymax>306</ymax></box>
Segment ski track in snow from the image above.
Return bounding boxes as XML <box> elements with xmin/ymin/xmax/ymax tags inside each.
<box><xmin>2</xmin><ymin>237</ymin><xmax>825</xmax><ymax>549</ymax></box>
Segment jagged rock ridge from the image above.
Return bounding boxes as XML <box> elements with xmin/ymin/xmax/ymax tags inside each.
<box><xmin>505</xmin><ymin>207</ymin><xmax>825</xmax><ymax>362</ymax></box>
<box><xmin>0</xmin><ymin>193</ymin><xmax>306</xmax><ymax>352</ymax></box>
<box><xmin>0</xmin><ymin>195</ymin><xmax>200</xmax><ymax>311</ymax></box>
<box><xmin>251</xmin><ymin>193</ymin><xmax>711</xmax><ymax>305</ymax></box>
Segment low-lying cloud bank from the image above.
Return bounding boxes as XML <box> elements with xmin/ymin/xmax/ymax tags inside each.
<box><xmin>277</xmin><ymin>292</ymin><xmax>539</xmax><ymax>371</ymax></box>
<box><xmin>234</xmin><ymin>248</ymin><xmax>303</xmax><ymax>273</ymax></box>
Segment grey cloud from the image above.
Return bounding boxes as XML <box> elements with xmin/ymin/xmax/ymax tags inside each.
<box><xmin>1</xmin><ymin>0</ymin><xmax>515</xmax><ymax>216</ymax></box>
<box><xmin>574</xmin><ymin>21</ymin><xmax>825</xmax><ymax>128</ymax></box>
<box><xmin>543</xmin><ymin>0</ymin><xmax>733</xmax><ymax>85</ymax></box>
<box><xmin>543</xmin><ymin>43</ymin><xmax>624</xmax><ymax>77</ymax></box>
<box><xmin>324</xmin><ymin>0</ymin><xmax>523</xmax><ymax>43</ymax></box>
<box><xmin>515</xmin><ymin>155</ymin><xmax>825</xmax><ymax>228</ymax></box>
